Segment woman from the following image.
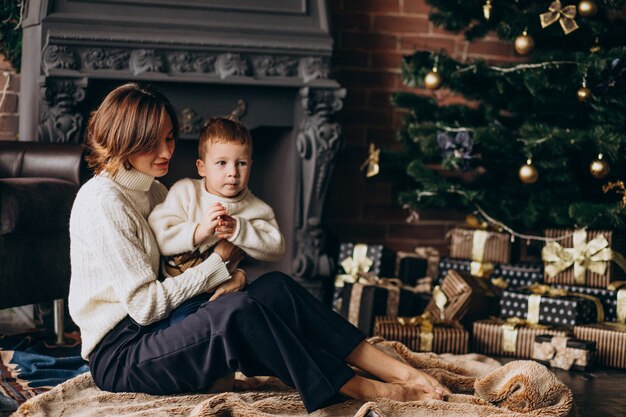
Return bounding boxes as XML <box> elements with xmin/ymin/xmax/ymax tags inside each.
<box><xmin>68</xmin><ymin>82</ymin><xmax>450</xmax><ymax>413</ymax></box>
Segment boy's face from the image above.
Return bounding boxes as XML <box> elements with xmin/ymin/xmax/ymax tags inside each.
<box><xmin>196</xmin><ymin>140</ymin><xmax>252</xmax><ymax>198</ymax></box>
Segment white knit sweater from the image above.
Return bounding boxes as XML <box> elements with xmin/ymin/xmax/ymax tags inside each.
<box><xmin>148</xmin><ymin>178</ymin><xmax>285</xmax><ymax>262</ymax></box>
<box><xmin>68</xmin><ymin>169</ymin><xmax>231</xmax><ymax>359</ymax></box>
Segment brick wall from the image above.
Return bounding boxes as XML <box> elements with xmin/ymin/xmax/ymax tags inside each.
<box><xmin>327</xmin><ymin>0</ymin><xmax>519</xmax><ymax>254</ymax></box>
<box><xmin>0</xmin><ymin>54</ymin><xmax>19</xmax><ymax>141</ymax></box>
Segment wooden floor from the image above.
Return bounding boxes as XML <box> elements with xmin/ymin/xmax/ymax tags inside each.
<box><xmin>497</xmin><ymin>358</ymin><xmax>626</xmax><ymax>417</ymax></box>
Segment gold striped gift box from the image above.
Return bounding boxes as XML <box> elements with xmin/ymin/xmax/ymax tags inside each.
<box><xmin>573</xmin><ymin>323</ymin><xmax>626</xmax><ymax>369</ymax></box>
<box><xmin>425</xmin><ymin>269</ymin><xmax>499</xmax><ymax>325</ymax></box>
<box><xmin>543</xmin><ymin>229</ymin><xmax>626</xmax><ymax>288</ymax></box>
<box><xmin>473</xmin><ymin>318</ymin><xmax>569</xmax><ymax>359</ymax></box>
<box><xmin>373</xmin><ymin>316</ymin><xmax>468</xmax><ymax>354</ymax></box>
<box><xmin>449</xmin><ymin>228</ymin><xmax>511</xmax><ymax>264</ymax></box>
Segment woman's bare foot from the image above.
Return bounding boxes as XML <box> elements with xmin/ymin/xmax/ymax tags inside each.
<box><xmin>387</xmin><ymin>381</ymin><xmax>444</xmax><ymax>402</ymax></box>
<box><xmin>400</xmin><ymin>369</ymin><xmax>452</xmax><ymax>397</ymax></box>
<box><xmin>340</xmin><ymin>375</ymin><xmax>444</xmax><ymax>403</ymax></box>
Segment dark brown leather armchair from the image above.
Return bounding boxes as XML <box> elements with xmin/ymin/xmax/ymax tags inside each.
<box><xmin>0</xmin><ymin>141</ymin><xmax>88</xmax><ymax>340</ymax></box>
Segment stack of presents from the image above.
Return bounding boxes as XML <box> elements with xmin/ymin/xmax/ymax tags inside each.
<box><xmin>333</xmin><ymin>228</ymin><xmax>626</xmax><ymax>372</ymax></box>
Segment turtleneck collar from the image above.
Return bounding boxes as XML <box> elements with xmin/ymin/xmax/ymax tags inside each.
<box><xmin>201</xmin><ymin>184</ymin><xmax>249</xmax><ymax>204</ymax></box>
<box><xmin>106</xmin><ymin>167</ymin><xmax>155</xmax><ymax>192</ymax></box>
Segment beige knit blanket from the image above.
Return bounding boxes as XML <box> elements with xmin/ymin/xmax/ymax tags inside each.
<box><xmin>11</xmin><ymin>338</ymin><xmax>577</xmax><ymax>417</ymax></box>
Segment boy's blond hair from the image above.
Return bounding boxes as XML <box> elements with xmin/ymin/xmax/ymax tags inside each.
<box><xmin>198</xmin><ymin>117</ymin><xmax>252</xmax><ymax>160</ymax></box>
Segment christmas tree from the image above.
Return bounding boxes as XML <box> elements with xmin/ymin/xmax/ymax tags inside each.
<box><xmin>393</xmin><ymin>0</ymin><xmax>626</xmax><ymax>233</ymax></box>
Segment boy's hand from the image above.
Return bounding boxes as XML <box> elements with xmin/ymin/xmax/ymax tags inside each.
<box><xmin>209</xmin><ymin>269</ymin><xmax>247</xmax><ymax>301</ymax></box>
<box><xmin>216</xmin><ymin>215</ymin><xmax>237</xmax><ymax>239</ymax></box>
<box><xmin>194</xmin><ymin>203</ymin><xmax>228</xmax><ymax>246</ymax></box>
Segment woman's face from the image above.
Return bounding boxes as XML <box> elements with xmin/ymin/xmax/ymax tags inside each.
<box><xmin>128</xmin><ymin>114</ymin><xmax>175</xmax><ymax>177</ymax></box>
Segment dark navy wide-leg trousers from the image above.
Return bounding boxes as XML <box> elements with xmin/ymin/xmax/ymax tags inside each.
<box><xmin>88</xmin><ymin>272</ymin><xmax>366</xmax><ymax>412</ymax></box>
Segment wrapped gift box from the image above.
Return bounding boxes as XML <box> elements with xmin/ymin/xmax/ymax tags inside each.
<box><xmin>425</xmin><ymin>269</ymin><xmax>500</xmax><ymax>325</ymax></box>
<box><xmin>499</xmin><ymin>287</ymin><xmax>602</xmax><ymax>327</ymax></box>
<box><xmin>473</xmin><ymin>318</ymin><xmax>569</xmax><ymax>359</ymax></box>
<box><xmin>332</xmin><ymin>242</ymin><xmax>395</xmax><ymax>313</ymax></box>
<box><xmin>395</xmin><ymin>247</ymin><xmax>440</xmax><ymax>287</ymax></box>
<box><xmin>437</xmin><ymin>256</ymin><xmax>496</xmax><ymax>284</ymax></box>
<box><xmin>543</xmin><ymin>229</ymin><xmax>626</xmax><ymax>288</ymax></box>
<box><xmin>373</xmin><ymin>315</ymin><xmax>468</xmax><ymax>354</ymax></box>
<box><xmin>573</xmin><ymin>323</ymin><xmax>626</xmax><ymax>369</ymax></box>
<box><xmin>553</xmin><ymin>283</ymin><xmax>626</xmax><ymax>323</ymax></box>
<box><xmin>449</xmin><ymin>228</ymin><xmax>512</xmax><ymax>264</ymax></box>
<box><xmin>493</xmin><ymin>262</ymin><xmax>543</xmax><ymax>289</ymax></box>
<box><xmin>532</xmin><ymin>334</ymin><xmax>595</xmax><ymax>371</ymax></box>
<box><xmin>340</xmin><ymin>281</ymin><xmax>431</xmax><ymax>335</ymax></box>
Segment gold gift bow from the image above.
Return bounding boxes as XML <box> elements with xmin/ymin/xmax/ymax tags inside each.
<box><xmin>471</xmin><ymin>230</ymin><xmax>495</xmax><ymax>277</ymax></box>
<box><xmin>542</xmin><ymin>229</ymin><xmax>626</xmax><ymax>285</ymax></box>
<box><xmin>335</xmin><ymin>244</ymin><xmax>375</xmax><ymax>288</ymax></box>
<box><xmin>540</xmin><ymin>0</ymin><xmax>579</xmax><ymax>35</ymax></box>
<box><xmin>526</xmin><ymin>284</ymin><xmax>605</xmax><ymax>324</ymax></box>
<box><xmin>396</xmin><ymin>313</ymin><xmax>435</xmax><ymax>352</ymax></box>
<box><xmin>360</xmin><ymin>143</ymin><xmax>380</xmax><ymax>178</ymax></box>
<box><xmin>500</xmin><ymin>317</ymin><xmax>550</xmax><ymax>353</ymax></box>
<box><xmin>608</xmin><ymin>281</ymin><xmax>626</xmax><ymax>323</ymax></box>
<box><xmin>534</xmin><ymin>336</ymin><xmax>589</xmax><ymax>370</ymax></box>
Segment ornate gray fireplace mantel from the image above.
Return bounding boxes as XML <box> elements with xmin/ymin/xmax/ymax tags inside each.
<box><xmin>19</xmin><ymin>0</ymin><xmax>345</xmax><ymax>298</ymax></box>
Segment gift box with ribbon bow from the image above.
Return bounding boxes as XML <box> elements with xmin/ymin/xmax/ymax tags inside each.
<box><xmin>553</xmin><ymin>282</ymin><xmax>626</xmax><ymax>323</ymax></box>
<box><xmin>449</xmin><ymin>228</ymin><xmax>512</xmax><ymax>265</ymax></box>
<box><xmin>332</xmin><ymin>243</ymin><xmax>395</xmax><ymax>312</ymax></box>
<box><xmin>425</xmin><ymin>269</ymin><xmax>500</xmax><ymax>326</ymax></box>
<box><xmin>542</xmin><ymin>229</ymin><xmax>626</xmax><ymax>288</ymax></box>
<box><xmin>373</xmin><ymin>314</ymin><xmax>468</xmax><ymax>354</ymax></box>
<box><xmin>532</xmin><ymin>334</ymin><xmax>595</xmax><ymax>371</ymax></box>
<box><xmin>499</xmin><ymin>284</ymin><xmax>604</xmax><ymax>327</ymax></box>
<box><xmin>395</xmin><ymin>247</ymin><xmax>440</xmax><ymax>287</ymax></box>
<box><xmin>573</xmin><ymin>322</ymin><xmax>626</xmax><ymax>369</ymax></box>
<box><xmin>473</xmin><ymin>317</ymin><xmax>569</xmax><ymax>359</ymax></box>
<box><xmin>340</xmin><ymin>279</ymin><xmax>431</xmax><ymax>335</ymax></box>
<box><xmin>437</xmin><ymin>256</ymin><xmax>497</xmax><ymax>283</ymax></box>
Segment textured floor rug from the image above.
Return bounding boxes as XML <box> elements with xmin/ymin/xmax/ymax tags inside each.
<box><xmin>11</xmin><ymin>338</ymin><xmax>578</xmax><ymax>417</ymax></box>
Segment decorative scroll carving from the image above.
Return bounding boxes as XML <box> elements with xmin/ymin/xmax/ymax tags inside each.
<box><xmin>228</xmin><ymin>99</ymin><xmax>248</xmax><ymax>121</ymax></box>
<box><xmin>82</xmin><ymin>48</ymin><xmax>130</xmax><ymax>70</ymax></box>
<box><xmin>41</xmin><ymin>44</ymin><xmax>331</xmax><ymax>83</ymax></box>
<box><xmin>38</xmin><ymin>78</ymin><xmax>87</xmax><ymax>143</ymax></box>
<box><xmin>42</xmin><ymin>45</ymin><xmax>80</xmax><ymax>74</ymax></box>
<box><xmin>178</xmin><ymin>108</ymin><xmax>204</xmax><ymax>135</ymax></box>
<box><xmin>292</xmin><ymin>87</ymin><xmax>346</xmax><ymax>279</ymax></box>
<box><xmin>216</xmin><ymin>53</ymin><xmax>250</xmax><ymax>78</ymax></box>
<box><xmin>168</xmin><ymin>52</ymin><xmax>216</xmax><ymax>73</ymax></box>
<box><xmin>298</xmin><ymin>57</ymin><xmax>330</xmax><ymax>83</ymax></box>
<box><xmin>252</xmin><ymin>55</ymin><xmax>298</xmax><ymax>77</ymax></box>
<box><xmin>130</xmin><ymin>49</ymin><xmax>166</xmax><ymax>75</ymax></box>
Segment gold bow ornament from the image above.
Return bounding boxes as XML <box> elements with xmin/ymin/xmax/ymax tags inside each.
<box><xmin>540</xmin><ymin>0</ymin><xmax>579</xmax><ymax>35</ymax></box>
<box><xmin>542</xmin><ymin>229</ymin><xmax>626</xmax><ymax>286</ymax></box>
<box><xmin>360</xmin><ymin>143</ymin><xmax>380</xmax><ymax>178</ymax></box>
<box><xmin>525</xmin><ymin>283</ymin><xmax>604</xmax><ymax>324</ymax></box>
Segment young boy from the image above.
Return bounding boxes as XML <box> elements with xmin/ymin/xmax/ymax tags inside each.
<box><xmin>149</xmin><ymin>117</ymin><xmax>285</xmax><ymax>281</ymax></box>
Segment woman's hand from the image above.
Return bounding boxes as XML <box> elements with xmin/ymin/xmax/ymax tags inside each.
<box><xmin>213</xmin><ymin>239</ymin><xmax>245</xmax><ymax>272</ymax></box>
<box><xmin>209</xmin><ymin>269</ymin><xmax>247</xmax><ymax>301</ymax></box>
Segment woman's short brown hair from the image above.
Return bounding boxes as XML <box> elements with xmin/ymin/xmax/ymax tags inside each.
<box><xmin>198</xmin><ymin>117</ymin><xmax>252</xmax><ymax>160</ymax></box>
<box><xmin>85</xmin><ymin>83</ymin><xmax>179</xmax><ymax>175</ymax></box>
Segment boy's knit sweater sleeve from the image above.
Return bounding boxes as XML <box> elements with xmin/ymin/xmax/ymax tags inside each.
<box><xmin>86</xmin><ymin>193</ymin><xmax>230</xmax><ymax>325</ymax></box>
<box><xmin>230</xmin><ymin>194</ymin><xmax>285</xmax><ymax>262</ymax></box>
<box><xmin>148</xmin><ymin>178</ymin><xmax>199</xmax><ymax>255</ymax></box>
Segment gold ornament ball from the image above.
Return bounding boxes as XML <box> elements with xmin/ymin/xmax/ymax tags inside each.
<box><xmin>589</xmin><ymin>159</ymin><xmax>610</xmax><ymax>179</ymax></box>
<box><xmin>577</xmin><ymin>86</ymin><xmax>591</xmax><ymax>102</ymax></box>
<box><xmin>578</xmin><ymin>0</ymin><xmax>598</xmax><ymax>17</ymax></box>
<box><xmin>514</xmin><ymin>33</ymin><xmax>535</xmax><ymax>56</ymax></box>
<box><xmin>466</xmin><ymin>214</ymin><xmax>481</xmax><ymax>228</ymax></box>
<box><xmin>519</xmin><ymin>163</ymin><xmax>539</xmax><ymax>184</ymax></box>
<box><xmin>424</xmin><ymin>70</ymin><xmax>443</xmax><ymax>90</ymax></box>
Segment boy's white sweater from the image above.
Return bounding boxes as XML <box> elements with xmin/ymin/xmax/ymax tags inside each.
<box><xmin>68</xmin><ymin>169</ymin><xmax>231</xmax><ymax>359</ymax></box>
<box><xmin>148</xmin><ymin>178</ymin><xmax>285</xmax><ymax>261</ymax></box>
